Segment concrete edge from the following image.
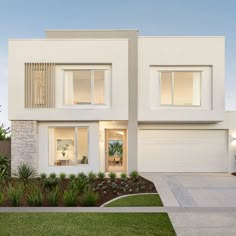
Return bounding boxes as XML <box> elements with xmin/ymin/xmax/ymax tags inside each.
<box><xmin>1</xmin><ymin>207</ymin><xmax>236</xmax><ymax>213</ymax></box>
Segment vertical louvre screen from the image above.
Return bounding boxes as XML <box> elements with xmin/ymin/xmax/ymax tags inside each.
<box><xmin>25</xmin><ymin>63</ymin><xmax>55</xmax><ymax>108</ymax></box>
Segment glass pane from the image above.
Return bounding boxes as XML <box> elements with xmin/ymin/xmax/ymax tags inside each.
<box><xmin>73</xmin><ymin>71</ymin><xmax>91</xmax><ymax>104</ymax></box>
<box><xmin>64</xmin><ymin>71</ymin><xmax>74</xmax><ymax>104</ymax></box>
<box><xmin>49</xmin><ymin>127</ymin><xmax>75</xmax><ymax>166</ymax></box>
<box><xmin>94</xmin><ymin>71</ymin><xmax>105</xmax><ymax>104</ymax></box>
<box><xmin>160</xmin><ymin>72</ymin><xmax>172</xmax><ymax>105</ymax></box>
<box><xmin>107</xmin><ymin>130</ymin><xmax>124</xmax><ymax>170</ymax></box>
<box><xmin>77</xmin><ymin>128</ymin><xmax>88</xmax><ymax>164</ymax></box>
<box><xmin>173</xmin><ymin>72</ymin><xmax>200</xmax><ymax>106</ymax></box>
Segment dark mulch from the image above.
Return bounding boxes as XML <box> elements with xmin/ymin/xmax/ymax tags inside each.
<box><xmin>0</xmin><ymin>176</ymin><xmax>156</xmax><ymax>207</ymax></box>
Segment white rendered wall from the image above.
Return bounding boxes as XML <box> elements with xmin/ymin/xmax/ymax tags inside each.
<box><xmin>8</xmin><ymin>39</ymin><xmax>129</xmax><ymax>121</ymax></box>
<box><xmin>138</xmin><ymin>37</ymin><xmax>225</xmax><ymax>122</ymax></box>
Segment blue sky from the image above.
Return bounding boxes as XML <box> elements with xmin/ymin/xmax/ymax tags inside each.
<box><xmin>0</xmin><ymin>0</ymin><xmax>236</xmax><ymax>125</ymax></box>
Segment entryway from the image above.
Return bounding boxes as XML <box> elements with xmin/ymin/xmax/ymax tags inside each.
<box><xmin>105</xmin><ymin>129</ymin><xmax>127</xmax><ymax>172</ymax></box>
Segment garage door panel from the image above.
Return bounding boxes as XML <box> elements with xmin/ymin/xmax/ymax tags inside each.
<box><xmin>138</xmin><ymin>130</ymin><xmax>227</xmax><ymax>172</ymax></box>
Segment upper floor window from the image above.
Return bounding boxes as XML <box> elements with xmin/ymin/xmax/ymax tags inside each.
<box><xmin>160</xmin><ymin>71</ymin><xmax>201</xmax><ymax>106</ymax></box>
<box><xmin>60</xmin><ymin>65</ymin><xmax>111</xmax><ymax>108</ymax></box>
<box><xmin>64</xmin><ymin>70</ymin><xmax>105</xmax><ymax>105</ymax></box>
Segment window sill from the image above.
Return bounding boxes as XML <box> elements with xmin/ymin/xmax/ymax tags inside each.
<box><xmin>57</xmin><ymin>105</ymin><xmax>110</xmax><ymax>110</ymax></box>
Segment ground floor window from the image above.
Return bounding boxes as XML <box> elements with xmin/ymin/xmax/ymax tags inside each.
<box><xmin>48</xmin><ymin>127</ymin><xmax>89</xmax><ymax>166</ymax></box>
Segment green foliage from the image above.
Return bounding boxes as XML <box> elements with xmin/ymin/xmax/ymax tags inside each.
<box><xmin>77</xmin><ymin>172</ymin><xmax>87</xmax><ymax>181</ymax></box>
<box><xmin>47</xmin><ymin>187</ymin><xmax>60</xmax><ymax>206</ymax></box>
<box><xmin>49</xmin><ymin>173</ymin><xmax>57</xmax><ymax>179</ymax></box>
<box><xmin>27</xmin><ymin>188</ymin><xmax>43</xmax><ymax>206</ymax></box>
<box><xmin>108</xmin><ymin>141</ymin><xmax>123</xmax><ymax>157</ymax></box>
<box><xmin>97</xmin><ymin>172</ymin><xmax>105</xmax><ymax>179</ymax></box>
<box><xmin>80</xmin><ymin>187</ymin><xmax>98</xmax><ymax>206</ymax></box>
<box><xmin>0</xmin><ymin>124</ymin><xmax>10</xmax><ymax>141</ymax></box>
<box><xmin>130</xmin><ymin>170</ymin><xmax>139</xmax><ymax>181</ymax></box>
<box><xmin>43</xmin><ymin>177</ymin><xmax>59</xmax><ymax>191</ymax></box>
<box><xmin>0</xmin><ymin>192</ymin><xmax>4</xmax><ymax>205</ymax></box>
<box><xmin>69</xmin><ymin>174</ymin><xmax>76</xmax><ymax>182</ymax></box>
<box><xmin>40</xmin><ymin>173</ymin><xmax>47</xmax><ymax>180</ymax></box>
<box><xmin>70</xmin><ymin>176</ymin><xmax>88</xmax><ymax>194</ymax></box>
<box><xmin>13</xmin><ymin>163</ymin><xmax>38</xmax><ymax>187</ymax></box>
<box><xmin>59</xmin><ymin>173</ymin><xmax>66</xmax><ymax>181</ymax></box>
<box><xmin>0</xmin><ymin>155</ymin><xmax>10</xmax><ymax>180</ymax></box>
<box><xmin>120</xmin><ymin>172</ymin><xmax>127</xmax><ymax>180</ymax></box>
<box><xmin>7</xmin><ymin>184</ymin><xmax>23</xmax><ymax>206</ymax></box>
<box><xmin>88</xmin><ymin>171</ymin><xmax>96</xmax><ymax>183</ymax></box>
<box><xmin>109</xmin><ymin>172</ymin><xmax>116</xmax><ymax>181</ymax></box>
<box><xmin>63</xmin><ymin>190</ymin><xmax>77</xmax><ymax>207</ymax></box>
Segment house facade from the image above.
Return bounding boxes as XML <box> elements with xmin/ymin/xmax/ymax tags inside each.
<box><xmin>8</xmin><ymin>30</ymin><xmax>236</xmax><ymax>175</ymax></box>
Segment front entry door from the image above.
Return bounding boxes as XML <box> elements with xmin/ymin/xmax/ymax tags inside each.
<box><xmin>105</xmin><ymin>129</ymin><xmax>127</xmax><ymax>172</ymax></box>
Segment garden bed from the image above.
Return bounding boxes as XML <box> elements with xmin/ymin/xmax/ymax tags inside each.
<box><xmin>0</xmin><ymin>174</ymin><xmax>156</xmax><ymax>207</ymax></box>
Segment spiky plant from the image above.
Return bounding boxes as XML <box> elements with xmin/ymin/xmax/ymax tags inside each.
<box><xmin>13</xmin><ymin>163</ymin><xmax>38</xmax><ymax>187</ymax></box>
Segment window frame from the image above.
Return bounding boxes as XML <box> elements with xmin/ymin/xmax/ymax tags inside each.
<box><xmin>62</xmin><ymin>65</ymin><xmax>111</xmax><ymax>109</ymax></box>
<box><xmin>159</xmin><ymin>70</ymin><xmax>202</xmax><ymax>107</ymax></box>
<box><xmin>48</xmin><ymin>126</ymin><xmax>90</xmax><ymax>166</ymax></box>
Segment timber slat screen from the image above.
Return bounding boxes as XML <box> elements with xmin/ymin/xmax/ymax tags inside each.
<box><xmin>25</xmin><ymin>63</ymin><xmax>55</xmax><ymax>108</ymax></box>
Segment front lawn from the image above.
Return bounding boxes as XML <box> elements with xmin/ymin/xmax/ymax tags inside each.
<box><xmin>0</xmin><ymin>213</ymin><xmax>176</xmax><ymax>236</ymax></box>
<box><xmin>105</xmin><ymin>194</ymin><xmax>163</xmax><ymax>207</ymax></box>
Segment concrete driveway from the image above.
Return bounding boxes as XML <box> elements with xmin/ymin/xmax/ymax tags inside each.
<box><xmin>142</xmin><ymin>173</ymin><xmax>236</xmax><ymax>236</ymax></box>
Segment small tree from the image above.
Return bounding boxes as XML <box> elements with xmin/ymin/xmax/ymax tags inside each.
<box><xmin>0</xmin><ymin>124</ymin><xmax>10</xmax><ymax>141</ymax></box>
<box><xmin>0</xmin><ymin>105</ymin><xmax>10</xmax><ymax>140</ymax></box>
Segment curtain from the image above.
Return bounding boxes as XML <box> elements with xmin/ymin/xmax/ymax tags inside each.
<box><xmin>64</xmin><ymin>71</ymin><xmax>74</xmax><ymax>104</ymax></box>
<box><xmin>48</xmin><ymin>128</ymin><xmax>55</xmax><ymax>166</ymax></box>
<box><xmin>192</xmin><ymin>72</ymin><xmax>201</xmax><ymax>105</ymax></box>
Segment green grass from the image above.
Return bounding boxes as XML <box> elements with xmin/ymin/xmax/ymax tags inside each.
<box><xmin>105</xmin><ymin>194</ymin><xmax>163</xmax><ymax>207</ymax></box>
<box><xmin>0</xmin><ymin>213</ymin><xmax>175</xmax><ymax>236</ymax></box>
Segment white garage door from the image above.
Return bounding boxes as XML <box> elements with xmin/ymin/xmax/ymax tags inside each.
<box><xmin>138</xmin><ymin>130</ymin><xmax>227</xmax><ymax>172</ymax></box>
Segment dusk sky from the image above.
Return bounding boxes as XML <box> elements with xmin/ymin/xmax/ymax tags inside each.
<box><xmin>0</xmin><ymin>0</ymin><xmax>236</xmax><ymax>125</ymax></box>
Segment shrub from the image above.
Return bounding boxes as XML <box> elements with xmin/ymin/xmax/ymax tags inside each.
<box><xmin>109</xmin><ymin>172</ymin><xmax>116</xmax><ymax>181</ymax></box>
<box><xmin>70</xmin><ymin>177</ymin><xmax>88</xmax><ymax>194</ymax></box>
<box><xmin>121</xmin><ymin>172</ymin><xmax>127</xmax><ymax>180</ymax></box>
<box><xmin>69</xmin><ymin>174</ymin><xmax>76</xmax><ymax>182</ymax></box>
<box><xmin>59</xmin><ymin>173</ymin><xmax>66</xmax><ymax>181</ymax></box>
<box><xmin>27</xmin><ymin>188</ymin><xmax>43</xmax><ymax>206</ymax></box>
<box><xmin>80</xmin><ymin>187</ymin><xmax>98</xmax><ymax>206</ymax></box>
<box><xmin>130</xmin><ymin>170</ymin><xmax>139</xmax><ymax>181</ymax></box>
<box><xmin>40</xmin><ymin>173</ymin><xmax>47</xmax><ymax>180</ymax></box>
<box><xmin>43</xmin><ymin>177</ymin><xmax>59</xmax><ymax>191</ymax></box>
<box><xmin>0</xmin><ymin>169</ymin><xmax>8</xmax><ymax>185</ymax></box>
<box><xmin>7</xmin><ymin>185</ymin><xmax>23</xmax><ymax>207</ymax></box>
<box><xmin>0</xmin><ymin>155</ymin><xmax>10</xmax><ymax>179</ymax></box>
<box><xmin>48</xmin><ymin>187</ymin><xmax>60</xmax><ymax>206</ymax></box>
<box><xmin>49</xmin><ymin>173</ymin><xmax>57</xmax><ymax>179</ymax></box>
<box><xmin>13</xmin><ymin>163</ymin><xmax>38</xmax><ymax>187</ymax></box>
<box><xmin>0</xmin><ymin>192</ymin><xmax>4</xmax><ymax>206</ymax></box>
<box><xmin>63</xmin><ymin>190</ymin><xmax>77</xmax><ymax>207</ymax></box>
<box><xmin>97</xmin><ymin>172</ymin><xmax>105</xmax><ymax>179</ymax></box>
<box><xmin>77</xmin><ymin>172</ymin><xmax>87</xmax><ymax>181</ymax></box>
<box><xmin>88</xmin><ymin>171</ymin><xmax>96</xmax><ymax>183</ymax></box>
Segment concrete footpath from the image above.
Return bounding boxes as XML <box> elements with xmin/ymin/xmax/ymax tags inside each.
<box><xmin>1</xmin><ymin>206</ymin><xmax>236</xmax><ymax>213</ymax></box>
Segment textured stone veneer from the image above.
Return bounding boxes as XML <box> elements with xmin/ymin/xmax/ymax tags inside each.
<box><xmin>11</xmin><ymin>121</ymin><xmax>39</xmax><ymax>173</ymax></box>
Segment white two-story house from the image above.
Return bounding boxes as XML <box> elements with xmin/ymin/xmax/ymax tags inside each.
<box><xmin>8</xmin><ymin>30</ymin><xmax>236</xmax><ymax>175</ymax></box>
